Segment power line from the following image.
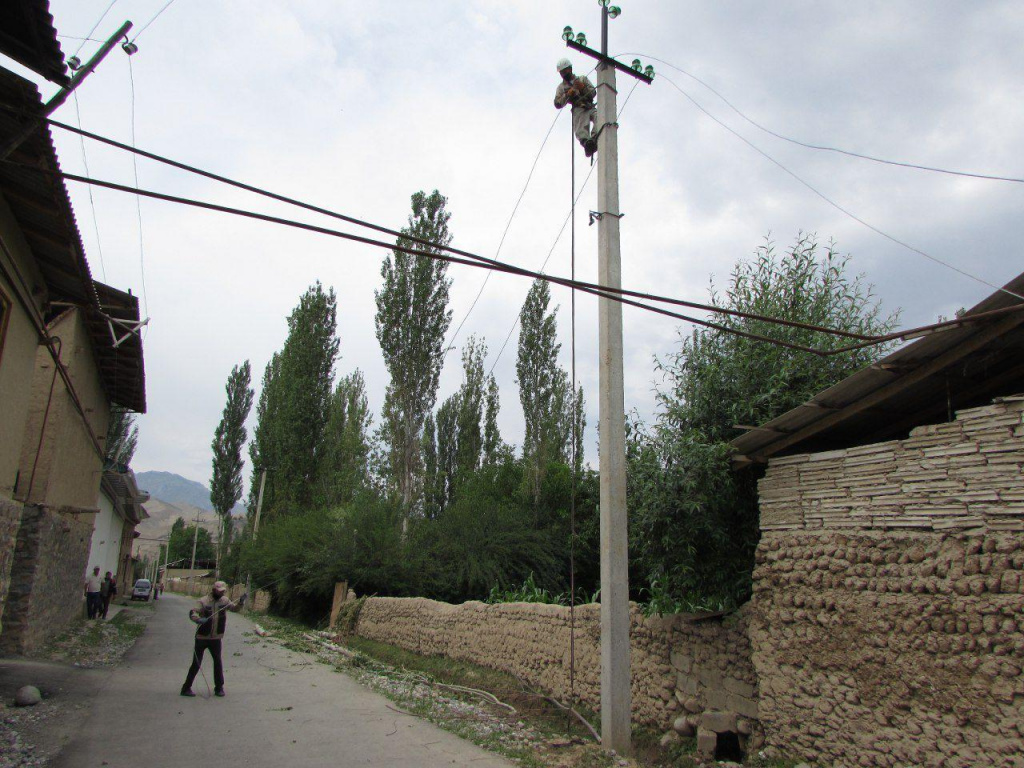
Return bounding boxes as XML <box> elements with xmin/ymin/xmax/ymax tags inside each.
<box><xmin>623</xmin><ymin>52</ymin><xmax>1024</xmax><ymax>185</ymax></box>
<box><xmin>487</xmin><ymin>79</ymin><xmax>642</xmax><ymax>376</ymax></box>
<box><xmin>130</xmin><ymin>0</ymin><xmax>178</xmax><ymax>43</ymax></box>
<box><xmin>127</xmin><ymin>56</ymin><xmax>149</xmax><ymax>328</ymax></box>
<box><xmin>5</xmin><ymin>108</ymin><xmax>879</xmax><ymax>341</ymax></box>
<box><xmin>649</xmin><ymin>69</ymin><xmax>1024</xmax><ymax>303</ymax></box>
<box><xmin>6</xmin><ymin>159</ymin><xmax>1020</xmax><ymax>358</ymax></box>
<box><xmin>445</xmin><ymin>108</ymin><xmax>564</xmax><ymax>356</ymax></box>
<box><xmin>70</xmin><ymin>1</ymin><xmax>118</xmax><ymax>59</ymax></box>
<box><xmin>72</xmin><ymin>92</ymin><xmax>107</xmax><ymax>281</ymax></box>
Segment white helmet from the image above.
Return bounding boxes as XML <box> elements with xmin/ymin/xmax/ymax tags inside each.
<box><xmin>556</xmin><ymin>58</ymin><xmax>572</xmax><ymax>73</ymax></box>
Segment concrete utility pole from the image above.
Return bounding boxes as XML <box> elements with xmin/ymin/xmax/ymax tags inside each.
<box><xmin>189</xmin><ymin>512</ymin><xmax>201</xmax><ymax>573</ymax></box>
<box><xmin>244</xmin><ymin>468</ymin><xmax>268</xmax><ymax>598</ymax></box>
<box><xmin>561</xmin><ymin>2</ymin><xmax>653</xmax><ymax>756</ymax></box>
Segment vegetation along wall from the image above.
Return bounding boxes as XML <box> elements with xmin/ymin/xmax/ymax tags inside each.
<box><xmin>750</xmin><ymin>395</ymin><xmax>1024</xmax><ymax>768</ymax></box>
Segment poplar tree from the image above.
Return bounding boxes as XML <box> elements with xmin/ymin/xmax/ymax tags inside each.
<box><xmin>375</xmin><ymin>190</ymin><xmax>453</xmax><ymax>514</ymax></box>
<box><xmin>248</xmin><ymin>282</ymin><xmax>339</xmax><ymax>518</ymax></box>
<box><xmin>454</xmin><ymin>336</ymin><xmax>487</xmax><ymax>478</ymax></box>
<box><xmin>105</xmin><ymin>407</ymin><xmax>139</xmax><ymax>468</ymax></box>
<box><xmin>482</xmin><ymin>375</ymin><xmax>502</xmax><ymax>465</ymax></box>
<box><xmin>421</xmin><ymin>414</ymin><xmax>440</xmax><ymax>517</ymax></box>
<box><xmin>319</xmin><ymin>369</ymin><xmax>373</xmax><ymax>507</ymax></box>
<box><xmin>516</xmin><ymin>279</ymin><xmax>577</xmax><ymax>503</ymax></box>
<box><xmin>435</xmin><ymin>395</ymin><xmax>459</xmax><ymax>513</ymax></box>
<box><xmin>210</xmin><ymin>361</ymin><xmax>254</xmax><ymax>569</ymax></box>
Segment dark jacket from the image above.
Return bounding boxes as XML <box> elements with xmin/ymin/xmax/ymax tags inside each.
<box><xmin>190</xmin><ymin>595</ymin><xmax>243</xmax><ymax>640</ymax></box>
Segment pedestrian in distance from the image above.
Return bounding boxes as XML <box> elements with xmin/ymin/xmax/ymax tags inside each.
<box><xmin>84</xmin><ymin>566</ymin><xmax>103</xmax><ymax>620</ymax></box>
<box><xmin>554</xmin><ymin>58</ymin><xmax>598</xmax><ymax>157</ymax></box>
<box><xmin>100</xmin><ymin>571</ymin><xmax>116</xmax><ymax>618</ymax></box>
<box><xmin>180</xmin><ymin>580</ymin><xmax>246</xmax><ymax>698</ymax></box>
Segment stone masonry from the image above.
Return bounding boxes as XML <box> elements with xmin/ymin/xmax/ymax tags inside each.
<box><xmin>1</xmin><ymin>504</ymin><xmax>93</xmax><ymax>654</ymax></box>
<box><xmin>351</xmin><ymin>596</ymin><xmax>759</xmax><ymax>746</ymax></box>
<box><xmin>750</xmin><ymin>395</ymin><xmax>1024</xmax><ymax>767</ymax></box>
<box><xmin>0</xmin><ymin>498</ymin><xmax>22</xmax><ymax>634</ymax></box>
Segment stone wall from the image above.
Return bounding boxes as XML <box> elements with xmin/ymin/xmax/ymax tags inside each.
<box><xmin>751</xmin><ymin>396</ymin><xmax>1024</xmax><ymax>767</ymax></box>
<box><xmin>351</xmin><ymin>597</ymin><xmax>759</xmax><ymax>740</ymax></box>
<box><xmin>1</xmin><ymin>505</ymin><xmax>93</xmax><ymax>654</ymax></box>
<box><xmin>0</xmin><ymin>498</ymin><xmax>22</xmax><ymax>634</ymax></box>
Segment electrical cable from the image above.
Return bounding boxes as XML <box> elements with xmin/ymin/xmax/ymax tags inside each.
<box><xmin>71</xmin><ymin>92</ymin><xmax>106</xmax><ymax>281</ymax></box>
<box><xmin>9</xmin><ymin>159</ymin><xmax>1019</xmax><ymax>357</ymax></box>
<box><xmin>647</xmin><ymin>69</ymin><xmax>1024</xmax><ymax>303</ymax></box>
<box><xmin>130</xmin><ymin>0</ymin><xmax>178</xmax><ymax>43</ymax></box>
<box><xmin>487</xmin><ymin>79</ymin><xmax>642</xmax><ymax>377</ymax></box>
<box><xmin>621</xmin><ymin>52</ymin><xmax>1024</xmax><ymax>185</ymax></box>
<box><xmin>126</xmin><ymin>56</ymin><xmax>150</xmax><ymax>331</ymax></box>
<box><xmin>567</xmin><ymin>116</ymin><xmax>577</xmax><ymax>730</ymax></box>
<box><xmin>70</xmin><ymin>1</ymin><xmax>118</xmax><ymax>59</ymax></box>
<box><xmin>0</xmin><ymin>105</ymin><xmax>885</xmax><ymax>341</ymax></box>
<box><xmin>445</xmin><ymin>108</ymin><xmax>563</xmax><ymax>356</ymax></box>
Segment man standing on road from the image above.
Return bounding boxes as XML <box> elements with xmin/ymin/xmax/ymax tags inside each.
<box><xmin>554</xmin><ymin>58</ymin><xmax>598</xmax><ymax>157</ymax></box>
<box><xmin>181</xmin><ymin>581</ymin><xmax>246</xmax><ymax>698</ymax></box>
<box><xmin>84</xmin><ymin>566</ymin><xmax>102</xmax><ymax>620</ymax></box>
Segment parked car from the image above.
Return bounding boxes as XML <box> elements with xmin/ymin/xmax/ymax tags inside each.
<box><xmin>131</xmin><ymin>579</ymin><xmax>152</xmax><ymax>601</ymax></box>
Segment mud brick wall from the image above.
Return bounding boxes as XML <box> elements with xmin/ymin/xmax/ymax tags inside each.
<box><xmin>0</xmin><ymin>499</ymin><xmax>23</xmax><ymax>634</ymax></box>
<box><xmin>351</xmin><ymin>597</ymin><xmax>758</xmax><ymax>734</ymax></box>
<box><xmin>751</xmin><ymin>396</ymin><xmax>1024</xmax><ymax>768</ymax></box>
<box><xmin>0</xmin><ymin>505</ymin><xmax>93</xmax><ymax>654</ymax></box>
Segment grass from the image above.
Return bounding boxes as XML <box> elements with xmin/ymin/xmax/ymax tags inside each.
<box><xmin>38</xmin><ymin>607</ymin><xmax>149</xmax><ymax>667</ymax></box>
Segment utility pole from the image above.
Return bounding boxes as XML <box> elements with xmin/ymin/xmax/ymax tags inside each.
<box><xmin>189</xmin><ymin>512</ymin><xmax>201</xmax><ymax>573</ymax></box>
<box><xmin>561</xmin><ymin>2</ymin><xmax>653</xmax><ymax>756</ymax></box>
<box><xmin>244</xmin><ymin>468</ymin><xmax>268</xmax><ymax>598</ymax></box>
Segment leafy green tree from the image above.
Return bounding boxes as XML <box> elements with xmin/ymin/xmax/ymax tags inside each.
<box><xmin>210</xmin><ymin>361</ymin><xmax>254</xmax><ymax>571</ymax></box>
<box><xmin>454</xmin><ymin>336</ymin><xmax>487</xmax><ymax>478</ymax></box>
<box><xmin>375</xmin><ymin>190</ymin><xmax>453</xmax><ymax>514</ymax></box>
<box><xmin>248</xmin><ymin>283</ymin><xmax>339</xmax><ymax>519</ymax></box>
<box><xmin>319</xmin><ymin>369</ymin><xmax>373</xmax><ymax>507</ymax></box>
<box><xmin>630</xmin><ymin>234</ymin><xmax>900</xmax><ymax>608</ymax></box>
<box><xmin>105</xmin><ymin>407</ymin><xmax>138</xmax><ymax>468</ymax></box>
<box><xmin>166</xmin><ymin>516</ymin><xmax>216</xmax><ymax>565</ymax></box>
<box><xmin>516</xmin><ymin>280</ymin><xmax>577</xmax><ymax>503</ymax></box>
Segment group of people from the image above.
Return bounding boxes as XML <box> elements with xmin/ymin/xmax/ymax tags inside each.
<box><xmin>83</xmin><ymin>565</ymin><xmax>117</xmax><ymax>620</ymax></box>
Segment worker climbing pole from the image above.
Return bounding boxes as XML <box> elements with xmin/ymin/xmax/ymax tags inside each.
<box><xmin>557</xmin><ymin>0</ymin><xmax>655</xmax><ymax>756</ymax></box>
<box><xmin>554</xmin><ymin>58</ymin><xmax>598</xmax><ymax>157</ymax></box>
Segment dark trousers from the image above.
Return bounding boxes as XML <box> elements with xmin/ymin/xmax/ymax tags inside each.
<box><xmin>183</xmin><ymin>638</ymin><xmax>224</xmax><ymax>692</ymax></box>
<box><xmin>101</xmin><ymin>594</ymin><xmax>112</xmax><ymax>618</ymax></box>
<box><xmin>86</xmin><ymin>592</ymin><xmax>102</xmax><ymax>619</ymax></box>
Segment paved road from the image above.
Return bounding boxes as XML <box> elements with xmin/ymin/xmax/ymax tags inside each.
<box><xmin>54</xmin><ymin>593</ymin><xmax>512</xmax><ymax>767</ymax></box>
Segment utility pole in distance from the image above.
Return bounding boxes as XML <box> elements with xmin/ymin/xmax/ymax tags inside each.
<box><xmin>561</xmin><ymin>2</ymin><xmax>653</xmax><ymax>756</ymax></box>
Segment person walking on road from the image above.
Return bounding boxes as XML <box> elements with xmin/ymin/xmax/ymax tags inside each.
<box><xmin>100</xmin><ymin>571</ymin><xmax>116</xmax><ymax>618</ymax></box>
<box><xmin>554</xmin><ymin>58</ymin><xmax>598</xmax><ymax>157</ymax></box>
<box><xmin>181</xmin><ymin>580</ymin><xmax>246</xmax><ymax>698</ymax></box>
<box><xmin>84</xmin><ymin>566</ymin><xmax>102</xmax><ymax>620</ymax></box>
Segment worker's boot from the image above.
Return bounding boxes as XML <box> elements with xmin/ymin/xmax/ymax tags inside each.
<box><xmin>583</xmin><ymin>138</ymin><xmax>598</xmax><ymax>157</ymax></box>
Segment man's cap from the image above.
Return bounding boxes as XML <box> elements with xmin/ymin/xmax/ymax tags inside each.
<box><xmin>213</xmin><ymin>580</ymin><xmax>228</xmax><ymax>592</ymax></box>
<box><xmin>556</xmin><ymin>57</ymin><xmax>572</xmax><ymax>73</ymax></box>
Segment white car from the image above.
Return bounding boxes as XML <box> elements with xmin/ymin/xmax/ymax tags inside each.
<box><xmin>131</xmin><ymin>579</ymin><xmax>152</xmax><ymax>601</ymax></box>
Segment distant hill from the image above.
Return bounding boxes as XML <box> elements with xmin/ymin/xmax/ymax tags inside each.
<box><xmin>134</xmin><ymin>471</ymin><xmax>246</xmax><ymax>559</ymax></box>
<box><xmin>135</xmin><ymin>471</ymin><xmax>245</xmax><ymax>515</ymax></box>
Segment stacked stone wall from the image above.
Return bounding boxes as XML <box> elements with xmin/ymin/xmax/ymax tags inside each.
<box><xmin>351</xmin><ymin>597</ymin><xmax>758</xmax><ymax>738</ymax></box>
<box><xmin>752</xmin><ymin>396</ymin><xmax>1024</xmax><ymax>767</ymax></box>
<box><xmin>0</xmin><ymin>505</ymin><xmax>93</xmax><ymax>654</ymax></box>
<box><xmin>0</xmin><ymin>498</ymin><xmax>23</xmax><ymax>634</ymax></box>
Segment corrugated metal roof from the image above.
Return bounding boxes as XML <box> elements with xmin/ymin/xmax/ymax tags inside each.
<box><xmin>0</xmin><ymin>68</ymin><xmax>146</xmax><ymax>413</ymax></box>
<box><xmin>0</xmin><ymin>1</ymin><xmax>69</xmax><ymax>86</ymax></box>
<box><xmin>729</xmin><ymin>272</ymin><xmax>1024</xmax><ymax>463</ymax></box>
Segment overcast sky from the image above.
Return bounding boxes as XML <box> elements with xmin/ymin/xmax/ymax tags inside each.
<box><xmin>6</xmin><ymin>1</ymin><xmax>1023</xmax><ymax>492</ymax></box>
